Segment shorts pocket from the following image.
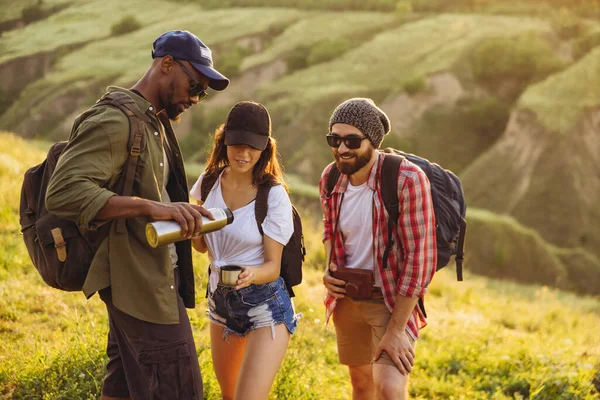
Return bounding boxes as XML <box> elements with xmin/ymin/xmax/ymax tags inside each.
<box><xmin>138</xmin><ymin>341</ymin><xmax>197</xmax><ymax>400</ymax></box>
<box><xmin>238</xmin><ymin>284</ymin><xmax>277</xmax><ymax>307</ymax></box>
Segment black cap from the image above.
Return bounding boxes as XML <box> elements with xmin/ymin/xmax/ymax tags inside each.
<box><xmin>152</xmin><ymin>30</ymin><xmax>229</xmax><ymax>91</ymax></box>
<box><xmin>223</xmin><ymin>101</ymin><xmax>271</xmax><ymax>151</ymax></box>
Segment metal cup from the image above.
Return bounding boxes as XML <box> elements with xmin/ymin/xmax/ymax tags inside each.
<box><xmin>220</xmin><ymin>265</ymin><xmax>242</xmax><ymax>286</ymax></box>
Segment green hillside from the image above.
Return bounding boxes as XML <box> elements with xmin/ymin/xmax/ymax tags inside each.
<box><xmin>241</xmin><ymin>11</ymin><xmax>397</xmax><ymax>71</ymax></box>
<box><xmin>262</xmin><ymin>14</ymin><xmax>552</xmax><ymax>101</ymax></box>
<box><xmin>466</xmin><ymin>209</ymin><xmax>600</xmax><ymax>295</ymax></box>
<box><xmin>462</xmin><ymin>44</ymin><xmax>600</xmax><ymax>260</ymax></box>
<box><xmin>0</xmin><ymin>5</ymin><xmax>306</xmax><ymax>139</ymax></box>
<box><xmin>258</xmin><ymin>14</ymin><xmax>553</xmax><ymax>180</ymax></box>
<box><xmin>0</xmin><ymin>0</ymin><xmax>72</xmax><ymax>24</ymax></box>
<box><xmin>520</xmin><ymin>46</ymin><xmax>600</xmax><ymax>134</ymax></box>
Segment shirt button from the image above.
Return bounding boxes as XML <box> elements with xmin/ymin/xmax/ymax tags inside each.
<box><xmin>149</xmin><ymin>106</ymin><xmax>154</xmax><ymax>111</ymax></box>
<box><xmin>160</xmin><ymin>162</ymin><xmax>164</xmax><ymax>167</ymax></box>
<box><xmin>154</xmin><ymin>131</ymin><xmax>158</xmax><ymax>136</ymax></box>
<box><xmin>170</xmin><ymin>285</ymin><xmax>174</xmax><ymax>290</ymax></box>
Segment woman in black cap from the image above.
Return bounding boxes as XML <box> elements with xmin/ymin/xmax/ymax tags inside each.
<box><xmin>190</xmin><ymin>101</ymin><xmax>297</xmax><ymax>400</ymax></box>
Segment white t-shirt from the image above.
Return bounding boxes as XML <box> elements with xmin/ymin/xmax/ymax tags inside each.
<box><xmin>338</xmin><ymin>181</ymin><xmax>381</xmax><ymax>287</ymax></box>
<box><xmin>190</xmin><ymin>171</ymin><xmax>294</xmax><ymax>293</ymax></box>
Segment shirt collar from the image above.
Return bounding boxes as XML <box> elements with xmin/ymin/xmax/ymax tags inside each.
<box><xmin>106</xmin><ymin>86</ymin><xmax>158</xmax><ymax>119</ymax></box>
<box><xmin>331</xmin><ymin>151</ymin><xmax>382</xmax><ymax>194</ymax></box>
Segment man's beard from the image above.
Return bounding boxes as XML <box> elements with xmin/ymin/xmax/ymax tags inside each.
<box><xmin>165</xmin><ymin>82</ymin><xmax>183</xmax><ymax>123</ymax></box>
<box><xmin>334</xmin><ymin>147</ymin><xmax>373</xmax><ymax>176</ymax></box>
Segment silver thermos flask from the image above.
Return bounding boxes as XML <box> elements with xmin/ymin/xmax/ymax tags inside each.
<box><xmin>146</xmin><ymin>207</ymin><xmax>234</xmax><ymax>248</ymax></box>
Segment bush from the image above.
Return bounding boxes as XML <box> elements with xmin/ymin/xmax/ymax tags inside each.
<box><xmin>284</xmin><ymin>46</ymin><xmax>311</xmax><ymax>73</ymax></box>
<box><xmin>463</xmin><ymin>97</ymin><xmax>510</xmax><ymax>139</ymax></box>
<box><xmin>306</xmin><ymin>39</ymin><xmax>351</xmax><ymax>66</ymax></box>
<box><xmin>216</xmin><ymin>45</ymin><xmax>253</xmax><ymax>78</ymax></box>
<box><xmin>110</xmin><ymin>15</ymin><xmax>142</xmax><ymax>37</ymax></box>
<box><xmin>471</xmin><ymin>33</ymin><xmax>564</xmax><ymax>86</ymax></box>
<box><xmin>180</xmin><ymin>106</ymin><xmax>231</xmax><ymax>163</ymax></box>
<box><xmin>0</xmin><ymin>89</ymin><xmax>19</xmax><ymax>115</ymax></box>
<box><xmin>403</xmin><ymin>75</ymin><xmax>427</xmax><ymax>95</ymax></box>
<box><xmin>558</xmin><ymin>249</ymin><xmax>600</xmax><ymax>295</ymax></box>
<box><xmin>21</xmin><ymin>4</ymin><xmax>45</xmax><ymax>24</ymax></box>
<box><xmin>380</xmin><ymin>133</ymin><xmax>414</xmax><ymax>154</ymax></box>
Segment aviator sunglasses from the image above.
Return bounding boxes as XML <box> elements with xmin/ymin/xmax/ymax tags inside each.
<box><xmin>174</xmin><ymin>59</ymin><xmax>208</xmax><ymax>101</ymax></box>
<box><xmin>326</xmin><ymin>134</ymin><xmax>369</xmax><ymax>150</ymax></box>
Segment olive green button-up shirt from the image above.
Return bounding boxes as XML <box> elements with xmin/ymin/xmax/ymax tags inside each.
<box><xmin>46</xmin><ymin>87</ymin><xmax>195</xmax><ymax>324</ymax></box>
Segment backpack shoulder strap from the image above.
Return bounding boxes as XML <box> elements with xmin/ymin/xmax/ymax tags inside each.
<box><xmin>95</xmin><ymin>91</ymin><xmax>150</xmax><ymax>234</ymax></box>
<box><xmin>380</xmin><ymin>153</ymin><xmax>404</xmax><ymax>269</ymax></box>
<box><xmin>380</xmin><ymin>154</ymin><xmax>403</xmax><ymax>219</ymax></box>
<box><xmin>255</xmin><ymin>184</ymin><xmax>271</xmax><ymax>235</ymax></box>
<box><xmin>199</xmin><ymin>169</ymin><xmax>223</xmax><ymax>203</ymax></box>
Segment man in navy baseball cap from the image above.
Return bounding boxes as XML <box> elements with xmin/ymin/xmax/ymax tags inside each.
<box><xmin>48</xmin><ymin>31</ymin><xmax>232</xmax><ymax>399</ymax></box>
<box><xmin>123</xmin><ymin>30</ymin><xmax>230</xmax><ymax>122</ymax></box>
<box><xmin>152</xmin><ymin>30</ymin><xmax>229</xmax><ymax>91</ymax></box>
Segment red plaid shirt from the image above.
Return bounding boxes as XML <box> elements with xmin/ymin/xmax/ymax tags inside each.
<box><xmin>319</xmin><ymin>152</ymin><xmax>437</xmax><ymax>339</ymax></box>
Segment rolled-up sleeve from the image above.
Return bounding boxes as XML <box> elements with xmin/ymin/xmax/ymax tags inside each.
<box><xmin>395</xmin><ymin>169</ymin><xmax>437</xmax><ymax>298</ymax></box>
<box><xmin>46</xmin><ymin>118</ymin><xmax>123</xmax><ymax>233</ymax></box>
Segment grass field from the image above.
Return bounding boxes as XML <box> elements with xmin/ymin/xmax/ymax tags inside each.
<box><xmin>1</xmin><ymin>132</ymin><xmax>599</xmax><ymax>399</ymax></box>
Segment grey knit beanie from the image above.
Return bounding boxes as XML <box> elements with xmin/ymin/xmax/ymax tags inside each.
<box><xmin>329</xmin><ymin>98</ymin><xmax>391</xmax><ymax>148</ymax></box>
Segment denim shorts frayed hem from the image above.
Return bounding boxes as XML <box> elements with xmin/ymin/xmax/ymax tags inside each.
<box><xmin>207</xmin><ymin>276</ymin><xmax>298</xmax><ymax>341</ymax></box>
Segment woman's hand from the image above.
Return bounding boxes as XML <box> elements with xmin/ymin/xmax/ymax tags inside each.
<box><xmin>234</xmin><ymin>267</ymin><xmax>256</xmax><ymax>290</ymax></box>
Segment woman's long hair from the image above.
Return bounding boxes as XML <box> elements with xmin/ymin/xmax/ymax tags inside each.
<box><xmin>204</xmin><ymin>124</ymin><xmax>289</xmax><ymax>192</ymax></box>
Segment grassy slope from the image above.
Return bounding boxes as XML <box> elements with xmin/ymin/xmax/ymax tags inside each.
<box><xmin>43</xmin><ymin>7</ymin><xmax>307</xmax><ymax>86</ymax></box>
<box><xmin>1</xmin><ymin>132</ymin><xmax>599</xmax><ymax>399</ymax></box>
<box><xmin>466</xmin><ymin>209</ymin><xmax>600</xmax><ymax>295</ymax></box>
<box><xmin>0</xmin><ymin>0</ymin><xmax>73</xmax><ymax>23</ymax></box>
<box><xmin>241</xmin><ymin>11</ymin><xmax>397</xmax><ymax>71</ymax></box>
<box><xmin>0</xmin><ymin>5</ymin><xmax>306</xmax><ymax>135</ymax></box>
<box><xmin>519</xmin><ymin>46</ymin><xmax>600</xmax><ymax>134</ymax></box>
<box><xmin>262</xmin><ymin>14</ymin><xmax>552</xmax><ymax>103</ymax></box>
<box><xmin>461</xmin><ymin>45</ymin><xmax>600</xmax><ymax>259</ymax></box>
<box><xmin>0</xmin><ymin>0</ymin><xmax>181</xmax><ymax>64</ymax></box>
<box><xmin>257</xmin><ymin>14</ymin><xmax>552</xmax><ymax>182</ymax></box>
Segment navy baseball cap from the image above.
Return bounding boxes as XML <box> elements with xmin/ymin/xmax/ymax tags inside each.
<box><xmin>152</xmin><ymin>30</ymin><xmax>229</xmax><ymax>91</ymax></box>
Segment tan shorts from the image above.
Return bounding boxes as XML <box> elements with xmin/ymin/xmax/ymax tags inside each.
<box><xmin>332</xmin><ymin>295</ymin><xmax>416</xmax><ymax>367</ymax></box>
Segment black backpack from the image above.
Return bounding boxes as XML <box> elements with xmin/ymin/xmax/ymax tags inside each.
<box><xmin>326</xmin><ymin>148</ymin><xmax>467</xmax><ymax>281</ymax></box>
<box><xmin>200</xmin><ymin>173</ymin><xmax>306</xmax><ymax>296</ymax></box>
<box><xmin>19</xmin><ymin>91</ymin><xmax>148</xmax><ymax>291</ymax></box>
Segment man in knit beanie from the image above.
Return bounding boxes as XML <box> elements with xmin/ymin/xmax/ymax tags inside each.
<box><xmin>319</xmin><ymin>98</ymin><xmax>436</xmax><ymax>399</ymax></box>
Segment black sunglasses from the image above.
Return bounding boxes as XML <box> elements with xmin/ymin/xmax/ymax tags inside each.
<box><xmin>174</xmin><ymin>59</ymin><xmax>208</xmax><ymax>101</ymax></box>
<box><xmin>326</xmin><ymin>134</ymin><xmax>369</xmax><ymax>150</ymax></box>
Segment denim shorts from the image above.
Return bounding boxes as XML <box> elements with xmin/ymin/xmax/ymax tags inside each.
<box><xmin>208</xmin><ymin>276</ymin><xmax>297</xmax><ymax>339</ymax></box>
